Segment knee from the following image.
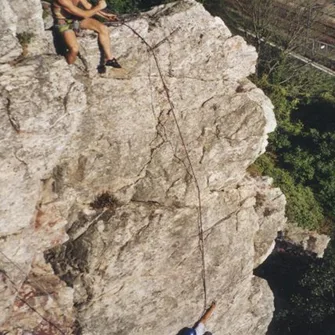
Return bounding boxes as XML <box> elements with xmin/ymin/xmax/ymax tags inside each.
<box><xmin>99</xmin><ymin>24</ymin><xmax>109</xmax><ymax>36</ymax></box>
<box><xmin>69</xmin><ymin>45</ymin><xmax>79</xmax><ymax>55</ymax></box>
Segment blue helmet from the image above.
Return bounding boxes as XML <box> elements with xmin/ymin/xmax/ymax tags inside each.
<box><xmin>177</xmin><ymin>328</ymin><xmax>197</xmax><ymax>335</ymax></box>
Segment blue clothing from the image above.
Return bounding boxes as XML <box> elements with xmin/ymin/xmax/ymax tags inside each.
<box><xmin>178</xmin><ymin>328</ymin><xmax>196</xmax><ymax>335</ymax></box>
<box><xmin>178</xmin><ymin>323</ymin><xmax>206</xmax><ymax>335</ymax></box>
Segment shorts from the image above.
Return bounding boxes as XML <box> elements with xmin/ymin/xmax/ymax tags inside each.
<box><xmin>54</xmin><ymin>20</ymin><xmax>81</xmax><ymax>34</ymax></box>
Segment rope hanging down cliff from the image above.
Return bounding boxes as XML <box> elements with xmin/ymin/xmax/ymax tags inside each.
<box><xmin>118</xmin><ymin>19</ymin><xmax>209</xmax><ymax>311</ymax></box>
<box><xmin>101</xmin><ymin>4</ymin><xmax>210</xmax><ymax>310</ymax></box>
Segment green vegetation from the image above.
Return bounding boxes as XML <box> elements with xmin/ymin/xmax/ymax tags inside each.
<box><xmin>16</xmin><ymin>32</ymin><xmax>34</xmax><ymax>48</ymax></box>
<box><xmin>251</xmin><ymin>57</ymin><xmax>335</xmax><ymax>230</ymax></box>
<box><xmin>16</xmin><ymin>32</ymin><xmax>35</xmax><ymax>57</ymax></box>
<box><xmin>203</xmin><ymin>1</ymin><xmax>335</xmax><ymax>231</ymax></box>
<box><xmin>251</xmin><ymin>47</ymin><xmax>335</xmax><ymax>335</ymax></box>
<box><xmin>105</xmin><ymin>0</ymin><xmax>140</xmax><ymax>13</ymax></box>
<box><xmin>269</xmin><ymin>239</ymin><xmax>335</xmax><ymax>333</ymax></box>
<box><xmin>293</xmin><ymin>241</ymin><xmax>335</xmax><ymax>323</ymax></box>
<box><xmin>103</xmin><ymin>0</ymin><xmax>165</xmax><ymax>13</ymax></box>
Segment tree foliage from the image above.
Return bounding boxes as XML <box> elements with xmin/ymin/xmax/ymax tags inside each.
<box><xmin>104</xmin><ymin>0</ymin><xmax>165</xmax><ymax>13</ymax></box>
<box><xmin>250</xmin><ymin>54</ymin><xmax>335</xmax><ymax>229</ymax></box>
<box><xmin>273</xmin><ymin>240</ymin><xmax>335</xmax><ymax>332</ymax></box>
<box><xmin>82</xmin><ymin>0</ymin><xmax>165</xmax><ymax>14</ymax></box>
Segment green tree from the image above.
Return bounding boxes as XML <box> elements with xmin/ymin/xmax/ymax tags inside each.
<box><xmin>254</xmin><ymin>154</ymin><xmax>324</xmax><ymax>229</ymax></box>
<box><xmin>103</xmin><ymin>0</ymin><xmax>165</xmax><ymax>13</ymax></box>
<box><xmin>288</xmin><ymin>241</ymin><xmax>335</xmax><ymax>326</ymax></box>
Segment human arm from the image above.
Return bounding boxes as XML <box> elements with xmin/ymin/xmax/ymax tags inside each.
<box><xmin>97</xmin><ymin>11</ymin><xmax>118</xmax><ymax>21</ymax></box>
<box><xmin>79</xmin><ymin>0</ymin><xmax>92</xmax><ymax>9</ymax></box>
<box><xmin>57</xmin><ymin>0</ymin><xmax>107</xmax><ymax>18</ymax></box>
<box><xmin>79</xmin><ymin>0</ymin><xmax>118</xmax><ymax>21</ymax></box>
<box><xmin>199</xmin><ymin>302</ymin><xmax>216</xmax><ymax>324</ymax></box>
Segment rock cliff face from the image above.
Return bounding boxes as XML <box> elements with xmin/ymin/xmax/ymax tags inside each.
<box><xmin>0</xmin><ymin>1</ymin><xmax>288</xmax><ymax>334</ymax></box>
<box><xmin>9</xmin><ymin>0</ymin><xmax>44</xmax><ymax>35</ymax></box>
<box><xmin>0</xmin><ymin>1</ymin><xmax>21</xmax><ymax>63</ymax></box>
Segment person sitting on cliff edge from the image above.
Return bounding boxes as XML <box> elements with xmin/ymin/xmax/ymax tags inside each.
<box><xmin>52</xmin><ymin>0</ymin><xmax>121</xmax><ymax>68</ymax></box>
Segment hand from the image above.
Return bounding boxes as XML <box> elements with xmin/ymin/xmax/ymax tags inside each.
<box><xmin>104</xmin><ymin>13</ymin><xmax>118</xmax><ymax>21</ymax></box>
<box><xmin>97</xmin><ymin>0</ymin><xmax>107</xmax><ymax>10</ymax></box>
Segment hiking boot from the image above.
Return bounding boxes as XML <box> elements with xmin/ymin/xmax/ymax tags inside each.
<box><xmin>105</xmin><ymin>58</ymin><xmax>122</xmax><ymax>68</ymax></box>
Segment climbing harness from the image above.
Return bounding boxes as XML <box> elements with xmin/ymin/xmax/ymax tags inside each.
<box><xmin>52</xmin><ymin>0</ymin><xmax>82</xmax><ymax>34</ymax></box>
<box><xmin>54</xmin><ymin>19</ymin><xmax>81</xmax><ymax>34</ymax></box>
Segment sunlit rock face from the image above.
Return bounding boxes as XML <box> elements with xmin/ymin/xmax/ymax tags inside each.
<box><xmin>0</xmin><ymin>1</ymin><xmax>288</xmax><ymax>334</ymax></box>
<box><xmin>0</xmin><ymin>0</ymin><xmax>21</xmax><ymax>63</ymax></box>
<box><xmin>0</xmin><ymin>0</ymin><xmax>45</xmax><ymax>63</ymax></box>
<box><xmin>7</xmin><ymin>0</ymin><xmax>44</xmax><ymax>35</ymax></box>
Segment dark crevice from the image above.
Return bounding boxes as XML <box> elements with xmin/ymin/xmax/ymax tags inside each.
<box><xmin>254</xmin><ymin>232</ymin><xmax>335</xmax><ymax>335</ymax></box>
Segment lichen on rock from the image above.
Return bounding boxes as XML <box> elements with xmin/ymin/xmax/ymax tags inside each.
<box><xmin>0</xmin><ymin>0</ymin><xmax>296</xmax><ymax>334</ymax></box>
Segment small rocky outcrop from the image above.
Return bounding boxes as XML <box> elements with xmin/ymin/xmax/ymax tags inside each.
<box><xmin>0</xmin><ymin>0</ymin><xmax>308</xmax><ymax>334</ymax></box>
<box><xmin>279</xmin><ymin>225</ymin><xmax>330</xmax><ymax>258</ymax></box>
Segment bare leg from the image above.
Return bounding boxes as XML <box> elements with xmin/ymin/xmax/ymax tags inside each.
<box><xmin>62</xmin><ymin>30</ymin><xmax>80</xmax><ymax>64</ymax></box>
<box><xmin>80</xmin><ymin>18</ymin><xmax>113</xmax><ymax>61</ymax></box>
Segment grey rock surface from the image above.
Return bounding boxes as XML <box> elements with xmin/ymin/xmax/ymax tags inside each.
<box><xmin>0</xmin><ymin>55</ymin><xmax>85</xmax><ymax>331</ymax></box>
<box><xmin>8</xmin><ymin>0</ymin><xmax>44</xmax><ymax>36</ymax></box>
<box><xmin>0</xmin><ymin>0</ymin><xmax>295</xmax><ymax>334</ymax></box>
<box><xmin>0</xmin><ymin>0</ymin><xmax>21</xmax><ymax>63</ymax></box>
<box><xmin>0</xmin><ymin>0</ymin><xmax>44</xmax><ymax>63</ymax></box>
<box><xmin>283</xmin><ymin>224</ymin><xmax>330</xmax><ymax>258</ymax></box>
<box><xmin>0</xmin><ymin>31</ymin><xmax>22</xmax><ymax>64</ymax></box>
<box><xmin>47</xmin><ymin>175</ymin><xmax>285</xmax><ymax>335</ymax></box>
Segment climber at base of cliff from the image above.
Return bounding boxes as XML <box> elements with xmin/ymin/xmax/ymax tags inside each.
<box><xmin>177</xmin><ymin>302</ymin><xmax>216</xmax><ymax>335</ymax></box>
<box><xmin>52</xmin><ymin>0</ymin><xmax>122</xmax><ymax>68</ymax></box>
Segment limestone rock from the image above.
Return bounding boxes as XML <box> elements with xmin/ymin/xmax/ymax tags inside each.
<box><xmin>46</xmin><ymin>175</ymin><xmax>285</xmax><ymax>335</ymax></box>
<box><xmin>8</xmin><ymin>0</ymin><xmax>44</xmax><ymax>36</ymax></box>
<box><xmin>282</xmin><ymin>224</ymin><xmax>330</xmax><ymax>258</ymax></box>
<box><xmin>0</xmin><ymin>56</ymin><xmax>86</xmax><ymax>330</ymax></box>
<box><xmin>41</xmin><ymin>1</ymin><xmax>54</xmax><ymax>31</ymax></box>
<box><xmin>0</xmin><ymin>31</ymin><xmax>22</xmax><ymax>64</ymax></box>
<box><xmin>0</xmin><ymin>0</ymin><xmax>21</xmax><ymax>63</ymax></box>
<box><xmin>0</xmin><ymin>0</ymin><xmax>18</xmax><ymax>33</ymax></box>
<box><xmin>0</xmin><ymin>1</ymin><xmax>288</xmax><ymax>334</ymax></box>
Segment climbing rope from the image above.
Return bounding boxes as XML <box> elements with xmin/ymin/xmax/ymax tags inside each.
<box><xmin>119</xmin><ymin>20</ymin><xmax>209</xmax><ymax>310</ymax></box>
